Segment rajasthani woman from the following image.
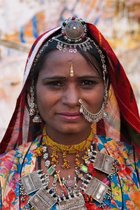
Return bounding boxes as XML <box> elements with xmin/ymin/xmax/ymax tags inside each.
<box><xmin>0</xmin><ymin>17</ymin><xmax>140</xmax><ymax>209</ymax></box>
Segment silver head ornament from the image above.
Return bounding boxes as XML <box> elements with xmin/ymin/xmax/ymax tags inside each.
<box><xmin>52</xmin><ymin>17</ymin><xmax>93</xmax><ymax>53</ymax></box>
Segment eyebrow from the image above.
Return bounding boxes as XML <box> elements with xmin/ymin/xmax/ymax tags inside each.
<box><xmin>42</xmin><ymin>75</ymin><xmax>101</xmax><ymax>81</ymax></box>
<box><xmin>42</xmin><ymin>77</ymin><xmax>66</xmax><ymax>82</ymax></box>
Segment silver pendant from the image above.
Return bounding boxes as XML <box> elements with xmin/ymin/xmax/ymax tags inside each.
<box><xmin>94</xmin><ymin>152</ymin><xmax>116</xmax><ymax>175</ymax></box>
<box><xmin>29</xmin><ymin>187</ymin><xmax>56</xmax><ymax>210</ymax></box>
<box><xmin>21</xmin><ymin>170</ymin><xmax>43</xmax><ymax>194</ymax></box>
<box><xmin>85</xmin><ymin>177</ymin><xmax>110</xmax><ymax>203</ymax></box>
<box><xmin>57</xmin><ymin>193</ymin><xmax>86</xmax><ymax>210</ymax></box>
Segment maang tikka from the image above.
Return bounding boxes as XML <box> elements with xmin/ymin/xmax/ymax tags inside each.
<box><xmin>27</xmin><ymin>85</ymin><xmax>42</xmax><ymax>123</ymax></box>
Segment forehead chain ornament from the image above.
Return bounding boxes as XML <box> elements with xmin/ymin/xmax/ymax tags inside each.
<box><xmin>52</xmin><ymin>17</ymin><xmax>108</xmax><ymax>81</ymax></box>
<box><xmin>33</xmin><ymin>17</ymin><xmax>108</xmax><ymax>84</ymax></box>
<box><xmin>33</xmin><ymin>17</ymin><xmax>107</xmax><ymax>76</ymax></box>
<box><xmin>52</xmin><ymin>17</ymin><xmax>92</xmax><ymax>53</ymax></box>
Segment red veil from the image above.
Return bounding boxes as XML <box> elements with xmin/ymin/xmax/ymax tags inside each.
<box><xmin>0</xmin><ymin>23</ymin><xmax>140</xmax><ymax>154</ymax></box>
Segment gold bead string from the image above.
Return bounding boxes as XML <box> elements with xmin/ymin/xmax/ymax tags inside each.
<box><xmin>42</xmin><ymin>127</ymin><xmax>94</xmax><ymax>169</ymax></box>
<box><xmin>42</xmin><ymin>127</ymin><xmax>93</xmax><ymax>154</ymax></box>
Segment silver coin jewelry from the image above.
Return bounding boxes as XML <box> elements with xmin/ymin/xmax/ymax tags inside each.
<box><xmin>20</xmin><ymin>139</ymin><xmax>118</xmax><ymax>209</ymax></box>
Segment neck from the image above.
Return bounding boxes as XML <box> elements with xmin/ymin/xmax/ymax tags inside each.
<box><xmin>45</xmin><ymin>127</ymin><xmax>92</xmax><ymax>145</ymax></box>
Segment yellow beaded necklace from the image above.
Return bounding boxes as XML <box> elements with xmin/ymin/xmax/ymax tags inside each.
<box><xmin>42</xmin><ymin>127</ymin><xmax>94</xmax><ymax>169</ymax></box>
<box><xmin>42</xmin><ymin>128</ymin><xmax>93</xmax><ymax>153</ymax></box>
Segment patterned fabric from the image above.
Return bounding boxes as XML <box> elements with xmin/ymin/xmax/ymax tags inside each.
<box><xmin>0</xmin><ymin>136</ymin><xmax>140</xmax><ymax>210</ymax></box>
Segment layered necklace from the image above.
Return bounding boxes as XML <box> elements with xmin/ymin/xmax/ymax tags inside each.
<box><xmin>20</xmin><ymin>128</ymin><xmax>118</xmax><ymax>210</ymax></box>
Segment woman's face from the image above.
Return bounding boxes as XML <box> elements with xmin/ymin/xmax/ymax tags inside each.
<box><xmin>36</xmin><ymin>50</ymin><xmax>104</xmax><ymax>137</ymax></box>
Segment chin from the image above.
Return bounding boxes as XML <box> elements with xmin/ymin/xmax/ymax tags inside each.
<box><xmin>58</xmin><ymin>125</ymin><xmax>85</xmax><ymax>134</ymax></box>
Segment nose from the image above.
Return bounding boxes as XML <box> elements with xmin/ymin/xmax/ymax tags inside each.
<box><xmin>62</xmin><ymin>84</ymin><xmax>80</xmax><ymax>107</ymax></box>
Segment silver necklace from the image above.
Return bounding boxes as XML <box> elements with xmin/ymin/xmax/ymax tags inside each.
<box><xmin>20</xmin><ymin>142</ymin><xmax>118</xmax><ymax>209</ymax></box>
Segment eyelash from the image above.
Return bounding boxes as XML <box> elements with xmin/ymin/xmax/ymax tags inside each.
<box><xmin>80</xmin><ymin>80</ymin><xmax>98</xmax><ymax>88</ymax></box>
<box><xmin>45</xmin><ymin>80</ymin><xmax>98</xmax><ymax>89</ymax></box>
<box><xmin>46</xmin><ymin>81</ymin><xmax>65</xmax><ymax>88</ymax></box>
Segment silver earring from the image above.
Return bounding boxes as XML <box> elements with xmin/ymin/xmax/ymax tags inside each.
<box><xmin>28</xmin><ymin>86</ymin><xmax>42</xmax><ymax>123</ymax></box>
<box><xmin>79</xmin><ymin>88</ymin><xmax>108</xmax><ymax>123</ymax></box>
<box><xmin>32</xmin><ymin>105</ymin><xmax>42</xmax><ymax>123</ymax></box>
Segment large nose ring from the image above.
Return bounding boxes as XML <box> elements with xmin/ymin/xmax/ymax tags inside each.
<box><xmin>79</xmin><ymin>99</ymin><xmax>106</xmax><ymax>123</ymax></box>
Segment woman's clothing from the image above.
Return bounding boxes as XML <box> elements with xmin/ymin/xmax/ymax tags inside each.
<box><xmin>0</xmin><ymin>135</ymin><xmax>140</xmax><ymax>210</ymax></box>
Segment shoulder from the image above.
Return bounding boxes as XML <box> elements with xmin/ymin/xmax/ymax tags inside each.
<box><xmin>0</xmin><ymin>136</ymin><xmax>41</xmax><ymax>173</ymax></box>
<box><xmin>96</xmin><ymin>135</ymin><xmax>138</xmax><ymax>164</ymax></box>
<box><xmin>0</xmin><ymin>136</ymin><xmax>41</xmax><ymax>163</ymax></box>
<box><xmin>96</xmin><ymin>135</ymin><xmax>133</xmax><ymax>152</ymax></box>
<box><xmin>0</xmin><ymin>142</ymin><xmax>32</xmax><ymax>174</ymax></box>
<box><xmin>97</xmin><ymin>135</ymin><xmax>140</xmax><ymax>186</ymax></box>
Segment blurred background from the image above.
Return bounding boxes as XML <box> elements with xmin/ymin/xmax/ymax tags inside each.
<box><xmin>0</xmin><ymin>0</ymin><xmax>140</xmax><ymax>140</ymax></box>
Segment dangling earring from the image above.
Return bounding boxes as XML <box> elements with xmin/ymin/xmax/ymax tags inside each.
<box><xmin>32</xmin><ymin>104</ymin><xmax>42</xmax><ymax>123</ymax></box>
<box><xmin>79</xmin><ymin>86</ymin><xmax>108</xmax><ymax>123</ymax></box>
<box><xmin>28</xmin><ymin>86</ymin><xmax>42</xmax><ymax>123</ymax></box>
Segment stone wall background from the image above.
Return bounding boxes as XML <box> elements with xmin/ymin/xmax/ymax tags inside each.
<box><xmin>0</xmin><ymin>0</ymin><xmax>140</xmax><ymax>140</ymax></box>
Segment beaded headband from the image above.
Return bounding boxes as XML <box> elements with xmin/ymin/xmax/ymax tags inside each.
<box><xmin>32</xmin><ymin>17</ymin><xmax>108</xmax><ymax>84</ymax></box>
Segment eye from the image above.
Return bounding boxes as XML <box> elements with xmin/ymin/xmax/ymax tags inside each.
<box><xmin>80</xmin><ymin>80</ymin><xmax>98</xmax><ymax>88</ymax></box>
<box><xmin>45</xmin><ymin>80</ymin><xmax>65</xmax><ymax>89</ymax></box>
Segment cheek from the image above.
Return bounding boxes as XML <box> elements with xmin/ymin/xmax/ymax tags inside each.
<box><xmin>86</xmin><ymin>85</ymin><xmax>104</xmax><ymax>109</ymax></box>
<box><xmin>36</xmin><ymin>87</ymin><xmax>51</xmax><ymax>114</ymax></box>
<box><xmin>36</xmin><ymin>87</ymin><xmax>60</xmax><ymax>117</ymax></box>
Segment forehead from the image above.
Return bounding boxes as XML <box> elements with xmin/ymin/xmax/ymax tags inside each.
<box><xmin>40</xmin><ymin>50</ymin><xmax>99</xmax><ymax>76</ymax></box>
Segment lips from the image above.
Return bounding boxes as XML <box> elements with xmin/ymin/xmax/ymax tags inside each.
<box><xmin>59</xmin><ymin>112</ymin><xmax>81</xmax><ymax>116</ymax></box>
<box><xmin>57</xmin><ymin>112</ymin><xmax>81</xmax><ymax>121</ymax></box>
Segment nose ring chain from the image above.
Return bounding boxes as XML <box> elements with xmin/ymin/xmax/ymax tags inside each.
<box><xmin>79</xmin><ymin>99</ymin><xmax>107</xmax><ymax>123</ymax></box>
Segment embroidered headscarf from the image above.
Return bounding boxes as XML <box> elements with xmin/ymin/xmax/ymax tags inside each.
<box><xmin>0</xmin><ymin>18</ymin><xmax>140</xmax><ymax>155</ymax></box>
